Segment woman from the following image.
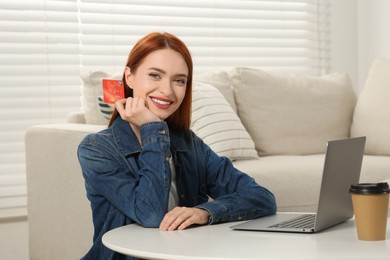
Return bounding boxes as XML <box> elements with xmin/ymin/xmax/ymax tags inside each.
<box><xmin>78</xmin><ymin>32</ymin><xmax>276</xmax><ymax>260</ymax></box>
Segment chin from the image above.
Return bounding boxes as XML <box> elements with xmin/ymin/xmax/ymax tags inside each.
<box><xmin>155</xmin><ymin>114</ymin><xmax>169</xmax><ymax>121</ymax></box>
<box><xmin>153</xmin><ymin>111</ymin><xmax>173</xmax><ymax>121</ymax></box>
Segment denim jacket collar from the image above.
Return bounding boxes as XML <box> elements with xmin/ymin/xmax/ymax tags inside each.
<box><xmin>111</xmin><ymin>116</ymin><xmax>141</xmax><ymax>156</ymax></box>
<box><xmin>111</xmin><ymin>116</ymin><xmax>189</xmax><ymax>156</ymax></box>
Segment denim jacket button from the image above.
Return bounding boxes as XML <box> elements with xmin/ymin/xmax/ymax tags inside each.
<box><xmin>159</xmin><ymin>130</ymin><xmax>166</xmax><ymax>135</ymax></box>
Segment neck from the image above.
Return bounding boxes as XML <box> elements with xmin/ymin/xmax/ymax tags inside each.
<box><xmin>129</xmin><ymin>123</ymin><xmax>142</xmax><ymax>145</ymax></box>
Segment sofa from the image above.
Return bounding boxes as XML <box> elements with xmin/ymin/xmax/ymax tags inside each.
<box><xmin>25</xmin><ymin>58</ymin><xmax>390</xmax><ymax>260</ymax></box>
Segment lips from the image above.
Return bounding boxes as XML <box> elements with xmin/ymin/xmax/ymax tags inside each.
<box><xmin>150</xmin><ymin>97</ymin><xmax>173</xmax><ymax>109</ymax></box>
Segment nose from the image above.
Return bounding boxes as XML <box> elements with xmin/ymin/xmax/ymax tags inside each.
<box><xmin>159</xmin><ymin>79</ymin><xmax>173</xmax><ymax>95</ymax></box>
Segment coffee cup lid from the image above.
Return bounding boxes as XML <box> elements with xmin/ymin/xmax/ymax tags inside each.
<box><xmin>349</xmin><ymin>182</ymin><xmax>390</xmax><ymax>195</ymax></box>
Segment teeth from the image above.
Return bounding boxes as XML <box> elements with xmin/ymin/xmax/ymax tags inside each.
<box><xmin>152</xmin><ymin>98</ymin><xmax>171</xmax><ymax>105</ymax></box>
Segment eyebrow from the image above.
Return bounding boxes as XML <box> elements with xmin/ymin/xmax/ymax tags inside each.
<box><xmin>148</xmin><ymin>67</ymin><xmax>188</xmax><ymax>78</ymax></box>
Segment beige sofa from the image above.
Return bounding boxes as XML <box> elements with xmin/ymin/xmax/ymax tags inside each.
<box><xmin>26</xmin><ymin>59</ymin><xmax>390</xmax><ymax>260</ymax></box>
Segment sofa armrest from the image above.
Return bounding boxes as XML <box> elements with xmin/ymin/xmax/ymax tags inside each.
<box><xmin>25</xmin><ymin>123</ymin><xmax>105</xmax><ymax>260</ymax></box>
<box><xmin>66</xmin><ymin>112</ymin><xmax>87</xmax><ymax>124</ymax></box>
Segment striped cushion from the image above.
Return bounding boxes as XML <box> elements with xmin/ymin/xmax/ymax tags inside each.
<box><xmin>191</xmin><ymin>82</ymin><xmax>258</xmax><ymax>160</ymax></box>
<box><xmin>80</xmin><ymin>71</ymin><xmax>121</xmax><ymax>125</ymax></box>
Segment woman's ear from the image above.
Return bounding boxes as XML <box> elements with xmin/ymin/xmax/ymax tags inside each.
<box><xmin>124</xmin><ymin>67</ymin><xmax>133</xmax><ymax>89</ymax></box>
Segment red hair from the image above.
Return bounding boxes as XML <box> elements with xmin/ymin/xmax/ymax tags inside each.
<box><xmin>108</xmin><ymin>32</ymin><xmax>193</xmax><ymax>131</ymax></box>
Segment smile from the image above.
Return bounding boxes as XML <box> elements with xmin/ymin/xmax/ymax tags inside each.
<box><xmin>151</xmin><ymin>98</ymin><xmax>171</xmax><ymax>105</ymax></box>
<box><xmin>150</xmin><ymin>97</ymin><xmax>174</xmax><ymax>109</ymax></box>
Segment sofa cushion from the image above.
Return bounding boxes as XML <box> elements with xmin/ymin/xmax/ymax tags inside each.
<box><xmin>233</xmin><ymin>154</ymin><xmax>390</xmax><ymax>213</ymax></box>
<box><xmin>191</xmin><ymin>82</ymin><xmax>257</xmax><ymax>160</ymax></box>
<box><xmin>230</xmin><ymin>67</ymin><xmax>356</xmax><ymax>156</ymax></box>
<box><xmin>351</xmin><ymin>59</ymin><xmax>390</xmax><ymax>156</ymax></box>
<box><xmin>194</xmin><ymin>70</ymin><xmax>237</xmax><ymax>113</ymax></box>
<box><xmin>80</xmin><ymin>71</ymin><xmax>121</xmax><ymax>125</ymax></box>
<box><xmin>233</xmin><ymin>155</ymin><xmax>324</xmax><ymax>212</ymax></box>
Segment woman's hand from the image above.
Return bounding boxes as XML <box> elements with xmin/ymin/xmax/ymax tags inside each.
<box><xmin>115</xmin><ymin>97</ymin><xmax>160</xmax><ymax>126</ymax></box>
<box><xmin>159</xmin><ymin>207</ymin><xmax>211</xmax><ymax>231</ymax></box>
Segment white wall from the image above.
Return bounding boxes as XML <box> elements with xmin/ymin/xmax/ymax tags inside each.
<box><xmin>329</xmin><ymin>0</ymin><xmax>358</xmax><ymax>92</ymax></box>
<box><xmin>330</xmin><ymin>0</ymin><xmax>390</xmax><ymax>94</ymax></box>
<box><xmin>357</xmin><ymin>0</ymin><xmax>390</xmax><ymax>91</ymax></box>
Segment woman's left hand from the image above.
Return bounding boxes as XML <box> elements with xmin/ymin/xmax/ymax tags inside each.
<box><xmin>159</xmin><ymin>207</ymin><xmax>210</xmax><ymax>231</ymax></box>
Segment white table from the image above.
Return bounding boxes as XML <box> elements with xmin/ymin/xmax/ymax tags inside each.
<box><xmin>102</xmin><ymin>218</ymin><xmax>390</xmax><ymax>260</ymax></box>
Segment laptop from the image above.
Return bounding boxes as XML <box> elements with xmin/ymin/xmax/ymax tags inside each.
<box><xmin>231</xmin><ymin>136</ymin><xmax>366</xmax><ymax>233</ymax></box>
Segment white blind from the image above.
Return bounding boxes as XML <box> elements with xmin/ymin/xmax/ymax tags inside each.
<box><xmin>0</xmin><ymin>0</ymin><xmax>81</xmax><ymax>218</ymax></box>
<box><xmin>78</xmin><ymin>0</ymin><xmax>330</xmax><ymax>75</ymax></box>
<box><xmin>0</xmin><ymin>0</ymin><xmax>330</xmax><ymax>218</ymax></box>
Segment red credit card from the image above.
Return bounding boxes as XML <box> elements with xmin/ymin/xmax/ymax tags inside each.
<box><xmin>102</xmin><ymin>79</ymin><xmax>124</xmax><ymax>104</ymax></box>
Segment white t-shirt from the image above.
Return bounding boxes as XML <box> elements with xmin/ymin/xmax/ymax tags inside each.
<box><xmin>167</xmin><ymin>157</ymin><xmax>179</xmax><ymax>211</ymax></box>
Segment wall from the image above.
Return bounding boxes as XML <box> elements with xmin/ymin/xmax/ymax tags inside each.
<box><xmin>357</xmin><ymin>0</ymin><xmax>390</xmax><ymax>91</ymax></box>
<box><xmin>330</xmin><ymin>0</ymin><xmax>390</xmax><ymax>94</ymax></box>
<box><xmin>329</xmin><ymin>0</ymin><xmax>358</xmax><ymax>92</ymax></box>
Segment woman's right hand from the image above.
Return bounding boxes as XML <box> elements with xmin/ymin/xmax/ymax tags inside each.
<box><xmin>159</xmin><ymin>207</ymin><xmax>211</xmax><ymax>231</ymax></box>
<box><xmin>115</xmin><ymin>97</ymin><xmax>161</xmax><ymax>126</ymax></box>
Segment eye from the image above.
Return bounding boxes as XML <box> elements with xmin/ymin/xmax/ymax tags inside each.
<box><xmin>175</xmin><ymin>78</ymin><xmax>186</xmax><ymax>86</ymax></box>
<box><xmin>149</xmin><ymin>73</ymin><xmax>160</xmax><ymax>80</ymax></box>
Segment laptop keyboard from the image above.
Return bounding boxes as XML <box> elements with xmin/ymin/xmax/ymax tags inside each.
<box><xmin>268</xmin><ymin>214</ymin><xmax>316</xmax><ymax>229</ymax></box>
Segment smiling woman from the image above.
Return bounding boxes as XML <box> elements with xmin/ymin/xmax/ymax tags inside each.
<box><xmin>77</xmin><ymin>32</ymin><xmax>277</xmax><ymax>260</ymax></box>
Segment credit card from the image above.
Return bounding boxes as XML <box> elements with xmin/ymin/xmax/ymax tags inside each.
<box><xmin>102</xmin><ymin>79</ymin><xmax>125</xmax><ymax>104</ymax></box>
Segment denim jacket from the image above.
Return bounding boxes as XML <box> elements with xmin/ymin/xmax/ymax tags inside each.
<box><xmin>78</xmin><ymin>116</ymin><xmax>276</xmax><ymax>260</ymax></box>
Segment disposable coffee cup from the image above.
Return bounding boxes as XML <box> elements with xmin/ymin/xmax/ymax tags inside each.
<box><xmin>349</xmin><ymin>182</ymin><xmax>390</xmax><ymax>241</ymax></box>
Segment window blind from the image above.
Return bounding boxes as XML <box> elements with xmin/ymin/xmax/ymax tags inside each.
<box><xmin>78</xmin><ymin>0</ymin><xmax>330</xmax><ymax>75</ymax></box>
<box><xmin>0</xmin><ymin>0</ymin><xmax>330</xmax><ymax>218</ymax></box>
<box><xmin>0</xmin><ymin>0</ymin><xmax>81</xmax><ymax>218</ymax></box>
